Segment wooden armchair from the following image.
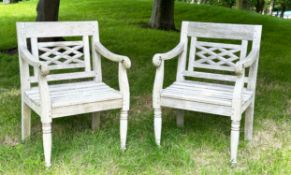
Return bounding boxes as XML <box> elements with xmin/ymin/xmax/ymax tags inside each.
<box><xmin>152</xmin><ymin>21</ymin><xmax>262</xmax><ymax>165</ymax></box>
<box><xmin>17</xmin><ymin>21</ymin><xmax>131</xmax><ymax>167</ymax></box>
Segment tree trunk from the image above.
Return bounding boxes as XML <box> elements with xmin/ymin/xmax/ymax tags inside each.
<box><xmin>236</xmin><ymin>0</ymin><xmax>248</xmax><ymax>10</ymax></box>
<box><xmin>280</xmin><ymin>3</ymin><xmax>286</xmax><ymax>18</ymax></box>
<box><xmin>36</xmin><ymin>0</ymin><xmax>60</xmax><ymax>21</ymax></box>
<box><xmin>36</xmin><ymin>0</ymin><xmax>61</xmax><ymax>42</ymax></box>
<box><xmin>269</xmin><ymin>0</ymin><xmax>275</xmax><ymax>15</ymax></box>
<box><xmin>255</xmin><ymin>0</ymin><xmax>265</xmax><ymax>14</ymax></box>
<box><xmin>149</xmin><ymin>0</ymin><xmax>175</xmax><ymax>30</ymax></box>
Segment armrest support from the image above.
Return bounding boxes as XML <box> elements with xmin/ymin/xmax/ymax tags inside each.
<box><xmin>19</xmin><ymin>48</ymin><xmax>51</xmax><ymax>121</ymax></box>
<box><xmin>94</xmin><ymin>42</ymin><xmax>131</xmax><ymax>69</ymax></box>
<box><xmin>235</xmin><ymin>50</ymin><xmax>259</xmax><ymax>75</ymax></box>
<box><xmin>19</xmin><ymin>47</ymin><xmax>49</xmax><ymax>76</ymax></box>
<box><xmin>152</xmin><ymin>42</ymin><xmax>185</xmax><ymax>67</ymax></box>
<box><xmin>118</xmin><ymin>63</ymin><xmax>130</xmax><ymax>110</ymax></box>
<box><xmin>232</xmin><ymin>73</ymin><xmax>245</xmax><ymax>121</ymax></box>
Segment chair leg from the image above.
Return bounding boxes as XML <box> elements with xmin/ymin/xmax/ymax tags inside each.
<box><xmin>92</xmin><ymin>112</ymin><xmax>101</xmax><ymax>131</ymax></box>
<box><xmin>176</xmin><ymin>110</ymin><xmax>184</xmax><ymax>128</ymax></box>
<box><xmin>154</xmin><ymin>108</ymin><xmax>162</xmax><ymax>146</ymax></box>
<box><xmin>21</xmin><ymin>103</ymin><xmax>31</xmax><ymax>142</ymax></box>
<box><xmin>244</xmin><ymin>102</ymin><xmax>254</xmax><ymax>141</ymax></box>
<box><xmin>120</xmin><ymin>110</ymin><xmax>128</xmax><ymax>150</ymax></box>
<box><xmin>42</xmin><ymin>122</ymin><xmax>52</xmax><ymax>167</ymax></box>
<box><xmin>230</xmin><ymin>120</ymin><xmax>241</xmax><ymax>165</ymax></box>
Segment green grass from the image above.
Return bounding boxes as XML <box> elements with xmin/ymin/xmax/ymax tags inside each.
<box><xmin>0</xmin><ymin>0</ymin><xmax>290</xmax><ymax>174</ymax></box>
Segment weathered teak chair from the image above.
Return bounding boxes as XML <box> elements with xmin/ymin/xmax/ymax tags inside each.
<box><xmin>17</xmin><ymin>21</ymin><xmax>131</xmax><ymax>167</ymax></box>
<box><xmin>152</xmin><ymin>21</ymin><xmax>262</xmax><ymax>164</ymax></box>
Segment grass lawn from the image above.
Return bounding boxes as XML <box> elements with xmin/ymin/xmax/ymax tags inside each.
<box><xmin>0</xmin><ymin>0</ymin><xmax>290</xmax><ymax>174</ymax></box>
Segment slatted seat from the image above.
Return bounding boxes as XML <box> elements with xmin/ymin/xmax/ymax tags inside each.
<box><xmin>17</xmin><ymin>21</ymin><xmax>131</xmax><ymax>167</ymax></box>
<box><xmin>152</xmin><ymin>21</ymin><xmax>262</xmax><ymax>165</ymax></box>
<box><xmin>161</xmin><ymin>81</ymin><xmax>253</xmax><ymax>116</ymax></box>
<box><xmin>24</xmin><ymin>81</ymin><xmax>122</xmax><ymax>108</ymax></box>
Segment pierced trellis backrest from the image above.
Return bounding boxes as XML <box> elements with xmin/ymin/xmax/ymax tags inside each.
<box><xmin>38</xmin><ymin>41</ymin><xmax>89</xmax><ymax>71</ymax></box>
<box><xmin>177</xmin><ymin>22</ymin><xmax>262</xmax><ymax>84</ymax></box>
<box><xmin>188</xmin><ymin>41</ymin><xmax>246</xmax><ymax>72</ymax></box>
<box><xmin>17</xmin><ymin>22</ymin><xmax>100</xmax><ymax>84</ymax></box>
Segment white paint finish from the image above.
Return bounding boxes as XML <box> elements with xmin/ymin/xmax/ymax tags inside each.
<box><xmin>161</xmin><ymin>81</ymin><xmax>253</xmax><ymax>107</ymax></box>
<box><xmin>244</xmin><ymin>100</ymin><xmax>254</xmax><ymax>141</ymax></box>
<box><xmin>230</xmin><ymin>120</ymin><xmax>240</xmax><ymax>165</ymax></box>
<box><xmin>186</xmin><ymin>21</ymin><xmax>260</xmax><ymax>40</ymax></box>
<box><xmin>152</xmin><ymin>21</ymin><xmax>262</xmax><ymax>165</ymax></box>
<box><xmin>30</xmin><ymin>71</ymin><xmax>96</xmax><ymax>83</ymax></box>
<box><xmin>120</xmin><ymin>110</ymin><xmax>128</xmax><ymax>150</ymax></box>
<box><xmin>42</xmin><ymin>122</ymin><xmax>52</xmax><ymax>167</ymax></box>
<box><xmin>154</xmin><ymin>108</ymin><xmax>162</xmax><ymax>146</ymax></box>
<box><xmin>21</xmin><ymin>103</ymin><xmax>31</xmax><ymax>142</ymax></box>
<box><xmin>17</xmin><ymin>21</ymin><xmax>131</xmax><ymax>167</ymax></box>
<box><xmin>17</xmin><ymin>21</ymin><xmax>99</xmax><ymax>38</ymax></box>
<box><xmin>182</xmin><ymin>71</ymin><xmax>249</xmax><ymax>83</ymax></box>
<box><xmin>187</xmin><ymin>37</ymin><xmax>197</xmax><ymax>71</ymax></box>
<box><xmin>38</xmin><ymin>43</ymin><xmax>86</xmax><ymax>70</ymax></box>
<box><xmin>25</xmin><ymin>82</ymin><xmax>122</xmax><ymax>108</ymax></box>
<box><xmin>82</xmin><ymin>35</ymin><xmax>91</xmax><ymax>72</ymax></box>
<box><xmin>51</xmin><ymin>99</ymin><xmax>123</xmax><ymax>118</ymax></box>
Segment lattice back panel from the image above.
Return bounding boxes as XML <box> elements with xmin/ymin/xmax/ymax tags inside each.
<box><xmin>187</xmin><ymin>39</ymin><xmax>248</xmax><ymax>72</ymax></box>
<box><xmin>37</xmin><ymin>41</ymin><xmax>90</xmax><ymax>71</ymax></box>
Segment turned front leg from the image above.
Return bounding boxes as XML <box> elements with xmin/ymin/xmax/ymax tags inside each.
<box><xmin>230</xmin><ymin>120</ymin><xmax>240</xmax><ymax>165</ymax></box>
<box><xmin>42</xmin><ymin>122</ymin><xmax>52</xmax><ymax>167</ymax></box>
<box><xmin>120</xmin><ymin>110</ymin><xmax>128</xmax><ymax>150</ymax></box>
<box><xmin>154</xmin><ymin>108</ymin><xmax>162</xmax><ymax>146</ymax></box>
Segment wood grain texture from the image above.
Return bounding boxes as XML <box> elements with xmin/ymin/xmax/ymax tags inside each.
<box><xmin>17</xmin><ymin>21</ymin><xmax>131</xmax><ymax>167</ymax></box>
<box><xmin>152</xmin><ymin>21</ymin><xmax>262</xmax><ymax>165</ymax></box>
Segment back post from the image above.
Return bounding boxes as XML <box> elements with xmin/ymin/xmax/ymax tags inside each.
<box><xmin>176</xmin><ymin>22</ymin><xmax>189</xmax><ymax>82</ymax></box>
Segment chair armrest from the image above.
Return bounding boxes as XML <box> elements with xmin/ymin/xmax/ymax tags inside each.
<box><xmin>235</xmin><ymin>50</ymin><xmax>259</xmax><ymax>74</ymax></box>
<box><xmin>94</xmin><ymin>42</ymin><xmax>131</xmax><ymax>69</ymax></box>
<box><xmin>152</xmin><ymin>42</ymin><xmax>185</xmax><ymax>67</ymax></box>
<box><xmin>19</xmin><ymin>47</ymin><xmax>49</xmax><ymax>76</ymax></box>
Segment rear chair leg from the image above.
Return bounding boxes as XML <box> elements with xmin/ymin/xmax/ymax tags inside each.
<box><xmin>92</xmin><ymin>112</ymin><xmax>101</xmax><ymax>131</ymax></box>
<box><xmin>244</xmin><ymin>102</ymin><xmax>254</xmax><ymax>141</ymax></box>
<box><xmin>21</xmin><ymin>102</ymin><xmax>31</xmax><ymax>142</ymax></box>
<box><xmin>176</xmin><ymin>110</ymin><xmax>184</xmax><ymax>128</ymax></box>
<box><xmin>154</xmin><ymin>108</ymin><xmax>162</xmax><ymax>146</ymax></box>
<box><xmin>120</xmin><ymin>110</ymin><xmax>128</xmax><ymax>150</ymax></box>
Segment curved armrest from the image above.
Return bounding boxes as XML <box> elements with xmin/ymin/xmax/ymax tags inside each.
<box><xmin>153</xmin><ymin>42</ymin><xmax>185</xmax><ymax>67</ymax></box>
<box><xmin>235</xmin><ymin>50</ymin><xmax>259</xmax><ymax>74</ymax></box>
<box><xmin>94</xmin><ymin>42</ymin><xmax>131</xmax><ymax>69</ymax></box>
<box><xmin>19</xmin><ymin>47</ymin><xmax>49</xmax><ymax>76</ymax></box>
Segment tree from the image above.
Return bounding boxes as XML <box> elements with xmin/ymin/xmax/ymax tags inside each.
<box><xmin>268</xmin><ymin>0</ymin><xmax>275</xmax><ymax>15</ymax></box>
<box><xmin>149</xmin><ymin>0</ymin><xmax>176</xmax><ymax>30</ymax></box>
<box><xmin>280</xmin><ymin>1</ymin><xmax>286</xmax><ymax>18</ymax></box>
<box><xmin>36</xmin><ymin>0</ymin><xmax>61</xmax><ymax>42</ymax></box>
<box><xmin>36</xmin><ymin>0</ymin><xmax>60</xmax><ymax>21</ymax></box>
<box><xmin>256</xmin><ymin>0</ymin><xmax>265</xmax><ymax>13</ymax></box>
<box><xmin>235</xmin><ymin>0</ymin><xmax>249</xmax><ymax>9</ymax></box>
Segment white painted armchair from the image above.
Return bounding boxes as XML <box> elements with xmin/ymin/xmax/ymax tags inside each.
<box><xmin>153</xmin><ymin>21</ymin><xmax>262</xmax><ymax>165</ymax></box>
<box><xmin>17</xmin><ymin>21</ymin><xmax>131</xmax><ymax>167</ymax></box>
